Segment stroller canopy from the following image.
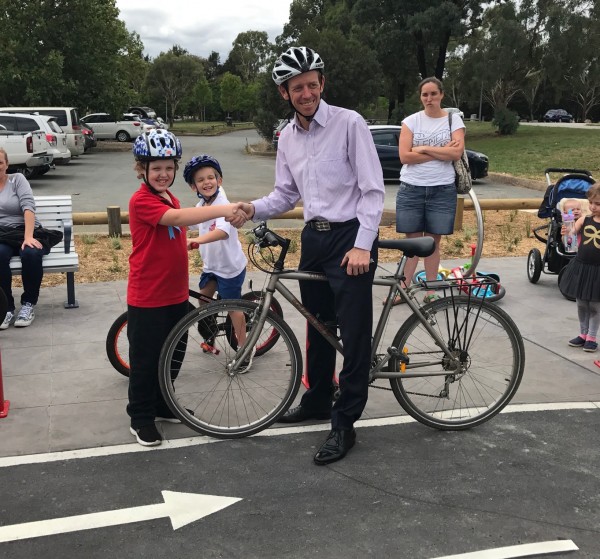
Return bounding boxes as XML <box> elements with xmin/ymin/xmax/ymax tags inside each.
<box><xmin>538</xmin><ymin>173</ymin><xmax>595</xmax><ymax>218</ymax></box>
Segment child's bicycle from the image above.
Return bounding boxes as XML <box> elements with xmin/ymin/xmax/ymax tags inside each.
<box><xmin>105</xmin><ymin>288</ymin><xmax>283</xmax><ymax>377</ymax></box>
<box><xmin>413</xmin><ymin>244</ymin><xmax>506</xmax><ymax>303</ymax></box>
<box><xmin>155</xmin><ymin>222</ymin><xmax>525</xmax><ymax>439</ymax></box>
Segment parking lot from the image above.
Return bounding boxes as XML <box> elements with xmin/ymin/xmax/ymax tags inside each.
<box><xmin>29</xmin><ymin>130</ymin><xmax>543</xmax><ymax>220</ymax></box>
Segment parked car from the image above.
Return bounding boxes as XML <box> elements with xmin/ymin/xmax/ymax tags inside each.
<box><xmin>80</xmin><ymin>113</ymin><xmax>145</xmax><ymax>142</ymax></box>
<box><xmin>368</xmin><ymin>124</ymin><xmax>489</xmax><ymax>181</ymax></box>
<box><xmin>0</xmin><ymin>106</ymin><xmax>84</xmax><ymax>156</ymax></box>
<box><xmin>79</xmin><ymin>121</ymin><xmax>97</xmax><ymax>151</ymax></box>
<box><xmin>272</xmin><ymin>118</ymin><xmax>289</xmax><ymax>150</ymax></box>
<box><xmin>0</xmin><ymin>112</ymin><xmax>70</xmax><ymax>168</ymax></box>
<box><xmin>543</xmin><ymin>109</ymin><xmax>573</xmax><ymax>123</ymax></box>
<box><xmin>127</xmin><ymin>106</ymin><xmax>157</xmax><ymax>119</ymax></box>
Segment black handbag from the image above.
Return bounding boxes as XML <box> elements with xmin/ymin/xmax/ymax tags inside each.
<box><xmin>0</xmin><ymin>225</ymin><xmax>63</xmax><ymax>251</ymax></box>
<box><xmin>448</xmin><ymin>112</ymin><xmax>472</xmax><ymax>194</ymax></box>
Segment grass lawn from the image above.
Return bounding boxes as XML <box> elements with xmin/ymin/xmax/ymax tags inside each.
<box><xmin>465</xmin><ymin>122</ymin><xmax>600</xmax><ymax>180</ymax></box>
<box><xmin>172</xmin><ymin>119</ymin><xmax>599</xmax><ymax>181</ymax></box>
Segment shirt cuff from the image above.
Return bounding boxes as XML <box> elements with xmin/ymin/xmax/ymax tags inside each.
<box><xmin>355</xmin><ymin>227</ymin><xmax>378</xmax><ymax>251</ymax></box>
<box><xmin>251</xmin><ymin>199</ymin><xmax>267</xmax><ymax>221</ymax></box>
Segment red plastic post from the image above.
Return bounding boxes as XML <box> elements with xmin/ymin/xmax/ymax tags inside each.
<box><xmin>0</xmin><ymin>349</ymin><xmax>9</xmax><ymax>418</ymax></box>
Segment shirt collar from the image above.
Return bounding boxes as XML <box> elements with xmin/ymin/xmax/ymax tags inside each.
<box><xmin>291</xmin><ymin>99</ymin><xmax>330</xmax><ymax>131</ymax></box>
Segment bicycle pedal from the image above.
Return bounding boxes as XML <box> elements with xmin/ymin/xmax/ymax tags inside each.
<box><xmin>201</xmin><ymin>342</ymin><xmax>220</xmax><ymax>355</ymax></box>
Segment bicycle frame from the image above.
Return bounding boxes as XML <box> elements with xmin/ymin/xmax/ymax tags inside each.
<box><xmin>239</xmin><ymin>247</ymin><xmax>462</xmax><ymax>381</ymax></box>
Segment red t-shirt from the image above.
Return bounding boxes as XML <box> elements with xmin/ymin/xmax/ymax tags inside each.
<box><xmin>127</xmin><ymin>184</ymin><xmax>189</xmax><ymax>307</ymax></box>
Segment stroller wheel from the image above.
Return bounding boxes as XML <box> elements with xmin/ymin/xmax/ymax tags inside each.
<box><xmin>527</xmin><ymin>249</ymin><xmax>542</xmax><ymax>283</ymax></box>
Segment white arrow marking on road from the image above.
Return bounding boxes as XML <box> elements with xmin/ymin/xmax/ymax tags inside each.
<box><xmin>431</xmin><ymin>539</ymin><xmax>578</xmax><ymax>558</ymax></box>
<box><xmin>0</xmin><ymin>490</ymin><xmax>242</xmax><ymax>543</ymax></box>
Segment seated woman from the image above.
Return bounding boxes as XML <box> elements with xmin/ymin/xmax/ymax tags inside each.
<box><xmin>0</xmin><ymin>148</ymin><xmax>50</xmax><ymax>329</ymax></box>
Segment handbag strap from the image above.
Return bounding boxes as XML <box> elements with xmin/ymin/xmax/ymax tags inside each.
<box><xmin>447</xmin><ymin>110</ymin><xmax>453</xmax><ymax>134</ymax></box>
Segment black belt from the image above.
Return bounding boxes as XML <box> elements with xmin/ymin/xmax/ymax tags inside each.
<box><xmin>305</xmin><ymin>218</ymin><xmax>359</xmax><ymax>231</ymax></box>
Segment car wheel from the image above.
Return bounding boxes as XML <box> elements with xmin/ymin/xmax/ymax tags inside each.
<box><xmin>116</xmin><ymin>130</ymin><xmax>131</xmax><ymax>142</ymax></box>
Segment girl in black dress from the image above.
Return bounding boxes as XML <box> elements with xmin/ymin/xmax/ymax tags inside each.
<box><xmin>559</xmin><ymin>183</ymin><xmax>600</xmax><ymax>352</ymax></box>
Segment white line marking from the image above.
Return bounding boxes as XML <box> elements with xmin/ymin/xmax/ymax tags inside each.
<box><xmin>1</xmin><ymin>401</ymin><xmax>598</xmax><ymax>468</ymax></box>
<box><xmin>0</xmin><ymin>490</ymin><xmax>242</xmax><ymax>543</ymax></box>
<box><xmin>431</xmin><ymin>538</ymin><xmax>578</xmax><ymax>558</ymax></box>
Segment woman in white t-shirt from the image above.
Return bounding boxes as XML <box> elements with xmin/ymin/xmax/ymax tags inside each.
<box><xmin>395</xmin><ymin>77</ymin><xmax>465</xmax><ymax>304</ymax></box>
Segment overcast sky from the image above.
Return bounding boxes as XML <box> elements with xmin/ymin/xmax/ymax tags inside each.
<box><xmin>115</xmin><ymin>0</ymin><xmax>293</xmax><ymax>61</ymax></box>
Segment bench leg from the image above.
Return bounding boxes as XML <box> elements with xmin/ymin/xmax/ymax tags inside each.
<box><xmin>64</xmin><ymin>271</ymin><xmax>79</xmax><ymax>309</ymax></box>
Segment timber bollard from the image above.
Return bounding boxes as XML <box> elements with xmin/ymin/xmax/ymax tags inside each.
<box><xmin>107</xmin><ymin>206</ymin><xmax>122</xmax><ymax>237</ymax></box>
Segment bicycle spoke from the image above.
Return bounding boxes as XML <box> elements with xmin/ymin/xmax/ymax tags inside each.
<box><xmin>159</xmin><ymin>301</ymin><xmax>302</xmax><ymax>438</ymax></box>
<box><xmin>389</xmin><ymin>297</ymin><xmax>524</xmax><ymax>429</ymax></box>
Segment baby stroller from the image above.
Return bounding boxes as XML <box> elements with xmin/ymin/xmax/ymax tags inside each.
<box><xmin>527</xmin><ymin>167</ymin><xmax>595</xmax><ymax>299</ymax></box>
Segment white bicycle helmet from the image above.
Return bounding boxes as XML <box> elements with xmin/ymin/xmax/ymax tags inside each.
<box><xmin>272</xmin><ymin>46</ymin><xmax>324</xmax><ymax>86</ymax></box>
<box><xmin>132</xmin><ymin>129</ymin><xmax>182</xmax><ymax>161</ymax></box>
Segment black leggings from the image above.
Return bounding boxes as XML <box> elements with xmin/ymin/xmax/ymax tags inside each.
<box><xmin>127</xmin><ymin>301</ymin><xmax>189</xmax><ymax>428</ymax></box>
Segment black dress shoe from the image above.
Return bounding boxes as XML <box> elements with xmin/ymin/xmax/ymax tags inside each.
<box><xmin>277</xmin><ymin>405</ymin><xmax>331</xmax><ymax>424</ymax></box>
<box><xmin>314</xmin><ymin>428</ymin><xmax>356</xmax><ymax>465</ymax></box>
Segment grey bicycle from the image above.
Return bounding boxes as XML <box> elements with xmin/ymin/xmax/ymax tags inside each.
<box><xmin>158</xmin><ymin>222</ymin><xmax>525</xmax><ymax>439</ymax></box>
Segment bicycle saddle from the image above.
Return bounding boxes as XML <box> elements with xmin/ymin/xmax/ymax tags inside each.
<box><xmin>378</xmin><ymin>237</ymin><xmax>435</xmax><ymax>258</ymax></box>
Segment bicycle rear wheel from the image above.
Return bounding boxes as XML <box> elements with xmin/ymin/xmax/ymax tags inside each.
<box><xmin>158</xmin><ymin>300</ymin><xmax>302</xmax><ymax>438</ymax></box>
<box><xmin>106</xmin><ymin>311</ymin><xmax>129</xmax><ymax>377</ymax></box>
<box><xmin>389</xmin><ymin>296</ymin><xmax>524</xmax><ymax>430</ymax></box>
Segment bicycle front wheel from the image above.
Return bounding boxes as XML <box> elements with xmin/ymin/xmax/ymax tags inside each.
<box><xmin>389</xmin><ymin>296</ymin><xmax>525</xmax><ymax>430</ymax></box>
<box><xmin>158</xmin><ymin>300</ymin><xmax>303</xmax><ymax>439</ymax></box>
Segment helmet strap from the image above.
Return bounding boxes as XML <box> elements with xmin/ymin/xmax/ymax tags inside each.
<box><xmin>197</xmin><ymin>187</ymin><xmax>219</xmax><ymax>205</ymax></box>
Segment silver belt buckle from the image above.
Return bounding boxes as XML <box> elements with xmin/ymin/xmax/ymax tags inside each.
<box><xmin>315</xmin><ymin>220</ymin><xmax>331</xmax><ymax>231</ymax></box>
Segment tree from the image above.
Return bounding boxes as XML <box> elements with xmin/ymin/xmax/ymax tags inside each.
<box><xmin>220</xmin><ymin>72</ymin><xmax>243</xmax><ymax>118</ymax></box>
<box><xmin>0</xmin><ymin>0</ymin><xmax>134</xmax><ymax>111</ymax></box>
<box><xmin>145</xmin><ymin>49</ymin><xmax>205</xmax><ymax>125</ymax></box>
<box><xmin>225</xmin><ymin>31</ymin><xmax>272</xmax><ymax>83</ymax></box>
<box><xmin>183</xmin><ymin>76</ymin><xmax>213</xmax><ymax>121</ymax></box>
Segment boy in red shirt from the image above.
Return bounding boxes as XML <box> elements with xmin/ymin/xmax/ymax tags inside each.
<box><xmin>127</xmin><ymin>129</ymin><xmax>243</xmax><ymax>446</ymax></box>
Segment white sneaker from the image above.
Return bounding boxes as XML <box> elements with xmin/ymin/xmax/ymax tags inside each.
<box><xmin>0</xmin><ymin>312</ymin><xmax>14</xmax><ymax>330</ymax></box>
<box><xmin>14</xmin><ymin>303</ymin><xmax>35</xmax><ymax>327</ymax></box>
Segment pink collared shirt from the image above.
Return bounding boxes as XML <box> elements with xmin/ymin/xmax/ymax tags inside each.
<box><xmin>252</xmin><ymin>100</ymin><xmax>384</xmax><ymax>250</ymax></box>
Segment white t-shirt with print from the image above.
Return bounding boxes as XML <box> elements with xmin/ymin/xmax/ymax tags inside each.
<box><xmin>189</xmin><ymin>190</ymin><xmax>247</xmax><ymax>278</ymax></box>
<box><xmin>400</xmin><ymin>111</ymin><xmax>466</xmax><ymax>186</ymax></box>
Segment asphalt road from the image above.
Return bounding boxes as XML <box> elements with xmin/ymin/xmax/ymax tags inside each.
<box><xmin>29</xmin><ymin>130</ymin><xmax>543</xmax><ymax>220</ymax></box>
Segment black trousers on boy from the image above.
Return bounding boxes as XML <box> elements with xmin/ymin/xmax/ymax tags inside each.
<box><xmin>298</xmin><ymin>221</ymin><xmax>377</xmax><ymax>430</ymax></box>
<box><xmin>127</xmin><ymin>301</ymin><xmax>189</xmax><ymax>428</ymax></box>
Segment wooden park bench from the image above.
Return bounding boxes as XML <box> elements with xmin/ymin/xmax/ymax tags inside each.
<box><xmin>8</xmin><ymin>195</ymin><xmax>79</xmax><ymax>308</ymax></box>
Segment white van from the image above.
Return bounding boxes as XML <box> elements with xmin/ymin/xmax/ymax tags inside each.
<box><xmin>0</xmin><ymin>107</ymin><xmax>85</xmax><ymax>156</ymax></box>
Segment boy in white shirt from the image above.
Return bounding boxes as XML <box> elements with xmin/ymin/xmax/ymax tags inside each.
<box><xmin>183</xmin><ymin>154</ymin><xmax>251</xmax><ymax>365</ymax></box>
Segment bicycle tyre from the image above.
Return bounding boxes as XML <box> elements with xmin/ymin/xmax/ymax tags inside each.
<box><xmin>105</xmin><ymin>293</ymin><xmax>282</xmax><ymax>377</ymax></box>
<box><xmin>388</xmin><ymin>296</ymin><xmax>524</xmax><ymax>430</ymax></box>
<box><xmin>158</xmin><ymin>300</ymin><xmax>303</xmax><ymax>439</ymax></box>
<box><xmin>106</xmin><ymin>311</ymin><xmax>130</xmax><ymax>377</ymax></box>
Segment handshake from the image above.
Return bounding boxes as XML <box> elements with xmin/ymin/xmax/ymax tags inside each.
<box><xmin>225</xmin><ymin>202</ymin><xmax>255</xmax><ymax>228</ymax></box>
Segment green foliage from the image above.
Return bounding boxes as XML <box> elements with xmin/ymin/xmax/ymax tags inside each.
<box><xmin>492</xmin><ymin>107</ymin><xmax>520</xmax><ymax>135</ymax></box>
<box><xmin>220</xmin><ymin>72</ymin><xmax>243</xmax><ymax>115</ymax></box>
<box><xmin>144</xmin><ymin>49</ymin><xmax>205</xmax><ymax>124</ymax></box>
<box><xmin>225</xmin><ymin>31</ymin><xmax>272</xmax><ymax>83</ymax></box>
<box><xmin>0</xmin><ymin>0</ymin><xmax>138</xmax><ymax>111</ymax></box>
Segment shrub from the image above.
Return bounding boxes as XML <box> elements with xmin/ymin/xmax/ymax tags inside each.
<box><xmin>492</xmin><ymin>107</ymin><xmax>520</xmax><ymax>135</ymax></box>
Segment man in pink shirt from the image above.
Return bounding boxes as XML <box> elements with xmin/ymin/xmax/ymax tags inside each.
<box><xmin>237</xmin><ymin>47</ymin><xmax>384</xmax><ymax>465</ymax></box>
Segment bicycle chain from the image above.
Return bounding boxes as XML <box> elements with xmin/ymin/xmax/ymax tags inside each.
<box><xmin>370</xmin><ymin>382</ymin><xmax>443</xmax><ymax>399</ymax></box>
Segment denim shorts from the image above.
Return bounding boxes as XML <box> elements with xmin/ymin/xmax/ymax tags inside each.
<box><xmin>395</xmin><ymin>182</ymin><xmax>457</xmax><ymax>235</ymax></box>
<box><xmin>199</xmin><ymin>269</ymin><xmax>246</xmax><ymax>299</ymax></box>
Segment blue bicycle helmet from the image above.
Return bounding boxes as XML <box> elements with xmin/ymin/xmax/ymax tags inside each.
<box><xmin>132</xmin><ymin>129</ymin><xmax>182</xmax><ymax>161</ymax></box>
<box><xmin>183</xmin><ymin>154</ymin><xmax>223</xmax><ymax>184</ymax></box>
